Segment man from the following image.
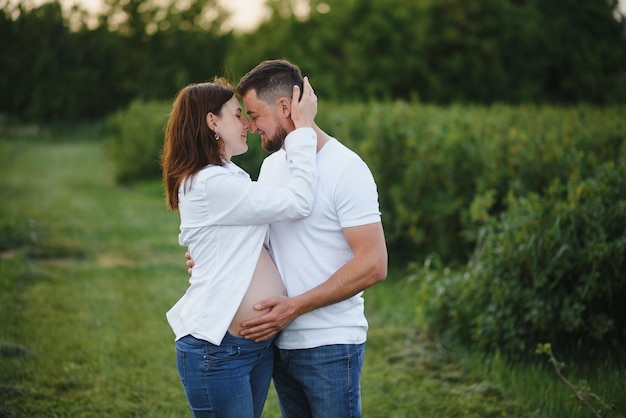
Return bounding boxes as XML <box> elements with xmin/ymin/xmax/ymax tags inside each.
<box><xmin>190</xmin><ymin>59</ymin><xmax>387</xmax><ymax>418</ymax></box>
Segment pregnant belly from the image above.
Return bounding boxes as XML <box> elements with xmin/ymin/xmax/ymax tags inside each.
<box><xmin>229</xmin><ymin>246</ymin><xmax>285</xmax><ymax>336</ymax></box>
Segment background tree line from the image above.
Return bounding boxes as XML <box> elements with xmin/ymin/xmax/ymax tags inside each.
<box><xmin>1</xmin><ymin>0</ymin><xmax>625</xmax><ymax>122</ymax></box>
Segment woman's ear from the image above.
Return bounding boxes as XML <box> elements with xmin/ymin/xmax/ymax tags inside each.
<box><xmin>206</xmin><ymin>112</ymin><xmax>217</xmax><ymax>130</ymax></box>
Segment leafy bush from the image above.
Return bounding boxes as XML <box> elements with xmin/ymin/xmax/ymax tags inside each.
<box><xmin>105</xmin><ymin>99</ymin><xmax>171</xmax><ymax>184</ymax></box>
<box><xmin>107</xmin><ymin>100</ymin><xmax>626</xmax><ymax>265</ymax></box>
<box><xmin>318</xmin><ymin>102</ymin><xmax>626</xmax><ymax>264</ymax></box>
<box><xmin>416</xmin><ymin>161</ymin><xmax>626</xmax><ymax>356</ymax></box>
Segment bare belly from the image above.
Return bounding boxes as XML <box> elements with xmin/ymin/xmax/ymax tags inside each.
<box><xmin>229</xmin><ymin>246</ymin><xmax>286</xmax><ymax>336</ymax></box>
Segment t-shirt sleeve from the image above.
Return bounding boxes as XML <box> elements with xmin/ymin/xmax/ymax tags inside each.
<box><xmin>334</xmin><ymin>158</ymin><xmax>382</xmax><ymax>228</ymax></box>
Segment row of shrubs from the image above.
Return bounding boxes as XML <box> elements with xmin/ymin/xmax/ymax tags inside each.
<box><xmin>413</xmin><ymin>160</ymin><xmax>625</xmax><ymax>356</ymax></box>
<box><xmin>106</xmin><ymin>100</ymin><xmax>625</xmax><ymax>264</ymax></box>
<box><xmin>106</xmin><ymin>100</ymin><xmax>625</xmax><ymax>355</ymax></box>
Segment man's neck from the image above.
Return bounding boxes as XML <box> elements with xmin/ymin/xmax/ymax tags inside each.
<box><xmin>312</xmin><ymin>124</ymin><xmax>331</xmax><ymax>153</ymax></box>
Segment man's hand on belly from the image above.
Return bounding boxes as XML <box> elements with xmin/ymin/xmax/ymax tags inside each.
<box><xmin>239</xmin><ymin>295</ymin><xmax>299</xmax><ymax>342</ymax></box>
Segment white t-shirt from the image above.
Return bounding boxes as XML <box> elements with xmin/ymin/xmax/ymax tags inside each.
<box><xmin>258</xmin><ymin>138</ymin><xmax>381</xmax><ymax>349</ymax></box>
<box><xmin>166</xmin><ymin>128</ymin><xmax>317</xmax><ymax>346</ymax></box>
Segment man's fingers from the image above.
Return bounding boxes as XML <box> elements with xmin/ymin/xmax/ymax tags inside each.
<box><xmin>303</xmin><ymin>77</ymin><xmax>316</xmax><ymax>102</ymax></box>
<box><xmin>241</xmin><ymin>326</ymin><xmax>278</xmax><ymax>342</ymax></box>
<box><xmin>292</xmin><ymin>83</ymin><xmax>301</xmax><ymax>103</ymax></box>
<box><xmin>240</xmin><ymin>310</ymin><xmax>272</xmax><ymax>328</ymax></box>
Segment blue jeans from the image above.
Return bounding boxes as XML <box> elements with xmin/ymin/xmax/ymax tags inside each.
<box><xmin>175</xmin><ymin>333</ymin><xmax>274</xmax><ymax>418</ymax></box>
<box><xmin>272</xmin><ymin>343</ymin><xmax>365</xmax><ymax>418</ymax></box>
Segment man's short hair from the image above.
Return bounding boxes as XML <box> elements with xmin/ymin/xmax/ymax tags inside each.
<box><xmin>236</xmin><ymin>59</ymin><xmax>304</xmax><ymax>104</ymax></box>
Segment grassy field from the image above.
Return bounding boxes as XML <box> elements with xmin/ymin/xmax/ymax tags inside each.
<box><xmin>0</xmin><ymin>135</ymin><xmax>623</xmax><ymax>417</ymax></box>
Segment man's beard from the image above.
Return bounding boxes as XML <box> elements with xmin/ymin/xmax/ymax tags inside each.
<box><xmin>262</xmin><ymin>124</ymin><xmax>289</xmax><ymax>153</ymax></box>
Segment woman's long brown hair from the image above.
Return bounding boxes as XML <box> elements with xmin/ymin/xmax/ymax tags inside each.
<box><xmin>161</xmin><ymin>78</ymin><xmax>234</xmax><ymax>210</ymax></box>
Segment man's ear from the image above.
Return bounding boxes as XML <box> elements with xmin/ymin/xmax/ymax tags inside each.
<box><xmin>276</xmin><ymin>97</ymin><xmax>292</xmax><ymax>118</ymax></box>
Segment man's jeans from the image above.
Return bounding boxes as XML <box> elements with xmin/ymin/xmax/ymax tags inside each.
<box><xmin>175</xmin><ymin>333</ymin><xmax>274</xmax><ymax>418</ymax></box>
<box><xmin>273</xmin><ymin>343</ymin><xmax>365</xmax><ymax>418</ymax></box>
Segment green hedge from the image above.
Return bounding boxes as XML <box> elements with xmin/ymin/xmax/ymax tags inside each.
<box><xmin>104</xmin><ymin>100</ymin><xmax>171</xmax><ymax>185</ymax></box>
<box><xmin>106</xmin><ymin>101</ymin><xmax>626</xmax><ymax>265</ymax></box>
<box><xmin>316</xmin><ymin>102</ymin><xmax>625</xmax><ymax>264</ymax></box>
<box><xmin>415</xmin><ymin>160</ymin><xmax>626</xmax><ymax>356</ymax></box>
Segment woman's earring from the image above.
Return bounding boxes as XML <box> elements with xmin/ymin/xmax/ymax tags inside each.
<box><xmin>214</xmin><ymin>129</ymin><xmax>219</xmax><ymax>141</ymax></box>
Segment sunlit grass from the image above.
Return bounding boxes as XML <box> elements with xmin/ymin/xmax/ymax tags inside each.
<box><xmin>0</xmin><ymin>136</ymin><xmax>623</xmax><ymax>417</ymax></box>
<box><xmin>0</xmin><ymin>138</ymin><xmax>186</xmax><ymax>416</ymax></box>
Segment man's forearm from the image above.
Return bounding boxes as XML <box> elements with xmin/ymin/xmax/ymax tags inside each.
<box><xmin>291</xmin><ymin>222</ymin><xmax>388</xmax><ymax>315</ymax></box>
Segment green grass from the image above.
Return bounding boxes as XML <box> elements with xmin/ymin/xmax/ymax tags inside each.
<box><xmin>0</xmin><ymin>136</ymin><xmax>623</xmax><ymax>417</ymax></box>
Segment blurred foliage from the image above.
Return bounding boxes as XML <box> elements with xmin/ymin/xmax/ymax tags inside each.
<box><xmin>104</xmin><ymin>99</ymin><xmax>170</xmax><ymax>184</ymax></box>
<box><xmin>228</xmin><ymin>0</ymin><xmax>626</xmax><ymax>103</ymax></box>
<box><xmin>0</xmin><ymin>0</ymin><xmax>231</xmax><ymax>121</ymax></box>
<box><xmin>415</xmin><ymin>160</ymin><xmax>626</xmax><ymax>357</ymax></box>
<box><xmin>106</xmin><ymin>99</ymin><xmax>626</xmax><ymax>267</ymax></box>
<box><xmin>1</xmin><ymin>0</ymin><xmax>626</xmax><ymax>121</ymax></box>
<box><xmin>317</xmin><ymin>102</ymin><xmax>626</xmax><ymax>265</ymax></box>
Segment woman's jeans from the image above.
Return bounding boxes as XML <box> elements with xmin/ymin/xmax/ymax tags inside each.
<box><xmin>175</xmin><ymin>333</ymin><xmax>275</xmax><ymax>418</ymax></box>
<box><xmin>272</xmin><ymin>343</ymin><xmax>365</xmax><ymax>418</ymax></box>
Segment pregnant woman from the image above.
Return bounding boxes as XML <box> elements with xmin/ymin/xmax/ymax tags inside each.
<box><xmin>161</xmin><ymin>76</ymin><xmax>318</xmax><ymax>418</ymax></box>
